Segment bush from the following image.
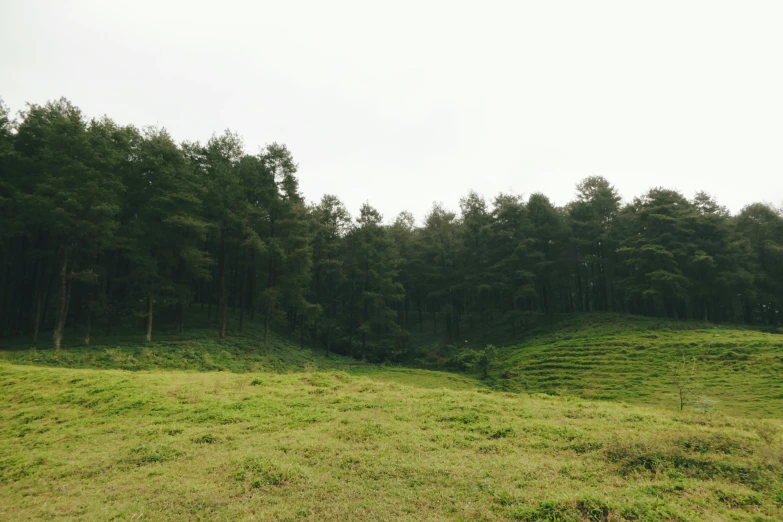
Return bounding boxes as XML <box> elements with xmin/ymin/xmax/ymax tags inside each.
<box><xmin>476</xmin><ymin>344</ymin><xmax>498</xmax><ymax>378</ymax></box>
<box><xmin>445</xmin><ymin>344</ymin><xmax>498</xmax><ymax>378</ymax></box>
<box><xmin>446</xmin><ymin>348</ymin><xmax>479</xmax><ymax>371</ymax></box>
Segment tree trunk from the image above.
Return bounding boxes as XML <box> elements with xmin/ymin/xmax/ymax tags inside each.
<box><xmin>176</xmin><ymin>257</ymin><xmax>185</xmax><ymax>334</ymax></box>
<box><xmin>238</xmin><ymin>265</ymin><xmax>246</xmax><ymax>333</ymax></box>
<box><xmin>417</xmin><ymin>293</ymin><xmax>423</xmax><ymax>332</ymax></box>
<box><xmin>218</xmin><ymin>230</ymin><xmax>227</xmax><ymax>339</ymax></box>
<box><xmin>326</xmin><ymin>321</ymin><xmax>331</xmax><ymax>357</ymax></box>
<box><xmin>221</xmin><ymin>299</ymin><xmax>228</xmax><ymax>340</ymax></box>
<box><xmin>33</xmin><ymin>295</ymin><xmax>42</xmax><ymax>344</ymax></box>
<box><xmin>232</xmin><ymin>247</ymin><xmax>240</xmax><ymax>312</ymax></box>
<box><xmin>146</xmin><ymin>295</ymin><xmax>153</xmax><ymax>342</ymax></box>
<box><xmin>249</xmin><ymin>251</ymin><xmax>255</xmax><ymax>320</ymax></box>
<box><xmin>239</xmin><ymin>297</ymin><xmax>244</xmax><ymax>333</ymax></box>
<box><xmin>348</xmin><ymin>284</ymin><xmax>354</xmax><ymax>352</ymax></box>
<box><xmin>85</xmin><ymin>308</ymin><xmax>93</xmax><ymax>345</ymax></box>
<box><xmin>41</xmin><ymin>250</ymin><xmax>58</xmax><ymax>334</ymax></box>
<box><xmin>52</xmin><ymin>246</ymin><xmax>69</xmax><ymax>350</ymax></box>
<box><xmin>264</xmin><ymin>254</ymin><xmax>275</xmax><ymax>344</ymax></box>
<box><xmin>104</xmin><ymin>254</ymin><xmax>114</xmax><ymax>336</ymax></box>
<box><xmin>178</xmin><ymin>301</ymin><xmax>185</xmax><ymax>334</ymax></box>
<box><xmin>362</xmin><ymin>259</ymin><xmax>368</xmax><ymax>361</ymax></box>
<box><xmin>264</xmin><ymin>305</ymin><xmax>271</xmax><ymax>343</ymax></box>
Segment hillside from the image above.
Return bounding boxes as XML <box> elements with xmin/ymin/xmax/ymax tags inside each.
<box><xmin>469</xmin><ymin>314</ymin><xmax>783</xmax><ymax>418</ymax></box>
<box><xmin>0</xmin><ymin>310</ymin><xmax>360</xmax><ymax>373</ymax></box>
<box><xmin>2</xmin><ymin>314</ymin><xmax>783</xmax><ymax>520</ymax></box>
<box><xmin>2</xmin><ymin>361</ymin><xmax>783</xmax><ymax>521</ymax></box>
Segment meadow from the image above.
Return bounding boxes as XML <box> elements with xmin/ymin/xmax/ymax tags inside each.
<box><xmin>2</xmin><ymin>313</ymin><xmax>783</xmax><ymax>521</ymax></box>
<box><xmin>483</xmin><ymin>314</ymin><xmax>783</xmax><ymax>417</ymax></box>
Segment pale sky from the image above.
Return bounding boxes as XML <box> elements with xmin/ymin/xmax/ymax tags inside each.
<box><xmin>2</xmin><ymin>0</ymin><xmax>781</xmax><ymax>222</ymax></box>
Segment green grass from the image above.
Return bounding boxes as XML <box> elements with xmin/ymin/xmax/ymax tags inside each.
<box><xmin>3</xmin><ymin>362</ymin><xmax>783</xmax><ymax>521</ymax></box>
<box><xmin>2</xmin><ymin>312</ymin><xmax>783</xmax><ymax>520</ymax></box>
<box><xmin>0</xmin><ymin>331</ymin><xmax>351</xmax><ymax>373</ymax></box>
<box><xmin>0</xmin><ymin>308</ymin><xmax>359</xmax><ymax>373</ymax></box>
<box><xmin>480</xmin><ymin>314</ymin><xmax>783</xmax><ymax>418</ymax></box>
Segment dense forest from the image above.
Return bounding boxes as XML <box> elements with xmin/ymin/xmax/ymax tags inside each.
<box><xmin>0</xmin><ymin>98</ymin><xmax>781</xmax><ymax>360</ymax></box>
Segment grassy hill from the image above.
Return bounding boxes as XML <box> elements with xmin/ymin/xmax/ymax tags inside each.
<box><xmin>2</xmin><ymin>313</ymin><xmax>783</xmax><ymax>520</ymax></box>
<box><xmin>416</xmin><ymin>314</ymin><xmax>783</xmax><ymax>417</ymax></box>
<box><xmin>3</xmin><ymin>362</ymin><xmax>783</xmax><ymax>521</ymax></box>
<box><xmin>0</xmin><ymin>308</ymin><xmax>356</xmax><ymax>373</ymax></box>
<box><xmin>477</xmin><ymin>314</ymin><xmax>783</xmax><ymax>418</ymax></box>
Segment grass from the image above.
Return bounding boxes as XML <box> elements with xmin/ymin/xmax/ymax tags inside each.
<box><xmin>0</xmin><ymin>308</ymin><xmax>360</xmax><ymax>373</ymax></box>
<box><xmin>2</xmin><ymin>362</ymin><xmax>783</xmax><ymax>521</ymax></box>
<box><xmin>433</xmin><ymin>314</ymin><xmax>783</xmax><ymax>418</ymax></box>
<box><xmin>2</xmin><ymin>312</ymin><xmax>783</xmax><ymax>520</ymax></box>
<box><xmin>0</xmin><ymin>331</ymin><xmax>350</xmax><ymax>373</ymax></box>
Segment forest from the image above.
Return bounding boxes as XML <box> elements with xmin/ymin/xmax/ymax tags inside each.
<box><xmin>1</xmin><ymin>97</ymin><xmax>781</xmax><ymax>361</ymax></box>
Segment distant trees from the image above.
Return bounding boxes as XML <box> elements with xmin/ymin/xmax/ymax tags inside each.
<box><xmin>735</xmin><ymin>204</ymin><xmax>783</xmax><ymax>325</ymax></box>
<box><xmin>1</xmin><ymin>95</ymin><xmax>781</xmax><ymax>358</ymax></box>
<box><xmin>123</xmin><ymin>127</ymin><xmax>210</xmax><ymax>341</ymax></box>
<box><xmin>309</xmin><ymin>194</ymin><xmax>351</xmax><ymax>355</ymax></box>
<box><xmin>344</xmin><ymin>203</ymin><xmax>404</xmax><ymax>360</ymax></box>
<box><xmin>10</xmin><ymin>100</ymin><xmax>123</xmax><ymax>349</ymax></box>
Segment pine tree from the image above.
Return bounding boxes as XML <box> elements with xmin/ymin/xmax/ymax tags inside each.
<box><xmin>257</xmin><ymin>143</ymin><xmax>312</xmax><ymax>344</ymax></box>
<box><xmin>486</xmin><ymin>193</ymin><xmax>537</xmax><ymax>333</ymax></box>
<box><xmin>203</xmin><ymin>131</ymin><xmax>245</xmax><ymax>339</ymax></box>
<box><xmin>735</xmin><ymin>204</ymin><xmax>783</xmax><ymax>325</ymax></box>
<box><xmin>13</xmin><ymin>99</ymin><xmax>122</xmax><ymax>349</ymax></box>
<box><xmin>527</xmin><ymin>194</ymin><xmax>567</xmax><ymax>315</ymax></box>
<box><xmin>121</xmin><ymin>127</ymin><xmax>210</xmax><ymax>341</ymax></box>
<box><xmin>615</xmin><ymin>188</ymin><xmax>696</xmax><ymax>318</ymax></box>
<box><xmin>419</xmin><ymin>203</ymin><xmax>461</xmax><ymax>339</ymax></box>
<box><xmin>388</xmin><ymin>210</ymin><xmax>416</xmax><ymax>349</ymax></box>
<box><xmin>310</xmin><ymin>194</ymin><xmax>351</xmax><ymax>355</ymax></box>
<box><xmin>0</xmin><ymin>98</ymin><xmax>21</xmax><ymax>338</ymax></box>
<box><xmin>459</xmin><ymin>191</ymin><xmax>491</xmax><ymax>330</ymax></box>
<box><xmin>343</xmin><ymin>204</ymin><xmax>404</xmax><ymax>360</ymax></box>
<box><xmin>567</xmin><ymin>176</ymin><xmax>621</xmax><ymax>313</ymax></box>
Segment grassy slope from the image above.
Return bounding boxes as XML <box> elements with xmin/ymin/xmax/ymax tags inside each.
<box><xmin>483</xmin><ymin>314</ymin><xmax>783</xmax><ymax>418</ymax></box>
<box><xmin>2</xmin><ymin>313</ymin><xmax>783</xmax><ymax>520</ymax></box>
<box><xmin>2</xmin><ymin>363</ymin><xmax>783</xmax><ymax>521</ymax></box>
<box><xmin>0</xmin><ymin>309</ymin><xmax>357</xmax><ymax>373</ymax></box>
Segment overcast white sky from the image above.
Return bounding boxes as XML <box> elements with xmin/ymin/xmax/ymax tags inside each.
<box><xmin>2</xmin><ymin>0</ymin><xmax>781</xmax><ymax>222</ymax></box>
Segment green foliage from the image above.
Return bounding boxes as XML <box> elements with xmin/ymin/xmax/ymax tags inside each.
<box><xmin>446</xmin><ymin>343</ymin><xmax>499</xmax><ymax>379</ymax></box>
<box><xmin>1</xmin><ymin>95</ymin><xmax>782</xmax><ymax>363</ymax></box>
<box><xmin>476</xmin><ymin>344</ymin><xmax>499</xmax><ymax>378</ymax></box>
<box><xmin>0</xmin><ymin>320</ymin><xmax>352</xmax><ymax>373</ymax></box>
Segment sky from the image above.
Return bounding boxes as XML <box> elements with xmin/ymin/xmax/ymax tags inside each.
<box><xmin>1</xmin><ymin>0</ymin><xmax>782</xmax><ymax>223</ymax></box>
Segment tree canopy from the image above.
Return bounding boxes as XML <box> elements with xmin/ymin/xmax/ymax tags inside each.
<box><xmin>1</xmin><ymin>97</ymin><xmax>781</xmax><ymax>359</ymax></box>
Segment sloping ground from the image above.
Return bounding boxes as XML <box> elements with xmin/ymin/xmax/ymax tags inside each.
<box><xmin>2</xmin><ymin>363</ymin><xmax>783</xmax><ymax>521</ymax></box>
<box><xmin>0</xmin><ymin>327</ymin><xmax>357</xmax><ymax>373</ymax></box>
<box><xmin>494</xmin><ymin>314</ymin><xmax>783</xmax><ymax>417</ymax></box>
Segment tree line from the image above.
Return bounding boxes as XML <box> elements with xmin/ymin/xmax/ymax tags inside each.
<box><xmin>1</xmin><ymin>98</ymin><xmax>781</xmax><ymax>360</ymax></box>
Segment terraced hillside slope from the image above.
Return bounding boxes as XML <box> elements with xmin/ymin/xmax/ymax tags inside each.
<box><xmin>475</xmin><ymin>314</ymin><xmax>783</xmax><ymax>418</ymax></box>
